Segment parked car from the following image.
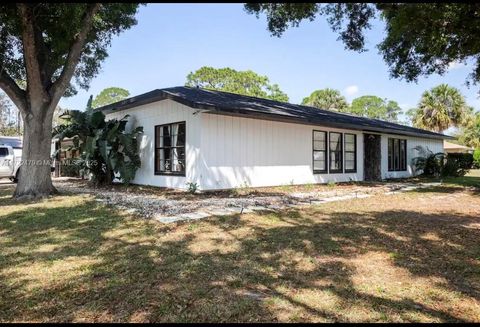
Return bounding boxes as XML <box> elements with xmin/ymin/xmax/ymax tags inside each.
<box><xmin>0</xmin><ymin>143</ymin><xmax>21</xmax><ymax>182</ymax></box>
<box><xmin>0</xmin><ymin>136</ymin><xmax>56</xmax><ymax>183</ymax></box>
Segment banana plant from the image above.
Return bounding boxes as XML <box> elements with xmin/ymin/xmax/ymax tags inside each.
<box><xmin>53</xmin><ymin>109</ymin><xmax>143</xmax><ymax>185</ymax></box>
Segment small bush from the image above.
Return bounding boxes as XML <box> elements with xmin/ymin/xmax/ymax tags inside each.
<box><xmin>443</xmin><ymin>153</ymin><xmax>474</xmax><ymax>177</ymax></box>
<box><xmin>327</xmin><ymin>181</ymin><xmax>336</xmax><ymax>188</ymax></box>
<box><xmin>412</xmin><ymin>146</ymin><xmax>445</xmax><ymax>177</ymax></box>
<box><xmin>473</xmin><ymin>149</ymin><xmax>480</xmax><ymax>169</ymax></box>
<box><xmin>412</xmin><ymin>146</ymin><xmax>473</xmax><ymax>178</ymax></box>
<box><xmin>186</xmin><ymin>182</ymin><xmax>199</xmax><ymax>194</ymax></box>
<box><xmin>60</xmin><ymin>160</ymin><xmax>82</xmax><ymax>177</ymax></box>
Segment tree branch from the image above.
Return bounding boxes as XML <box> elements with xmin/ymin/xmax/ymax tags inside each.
<box><xmin>17</xmin><ymin>3</ymin><xmax>47</xmax><ymax>102</ymax></box>
<box><xmin>0</xmin><ymin>71</ymin><xmax>27</xmax><ymax>112</ymax></box>
<box><xmin>49</xmin><ymin>3</ymin><xmax>101</xmax><ymax>106</ymax></box>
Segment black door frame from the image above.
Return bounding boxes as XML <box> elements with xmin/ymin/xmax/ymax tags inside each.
<box><xmin>363</xmin><ymin>133</ymin><xmax>382</xmax><ymax>181</ymax></box>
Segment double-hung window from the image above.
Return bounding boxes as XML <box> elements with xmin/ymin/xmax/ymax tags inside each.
<box><xmin>329</xmin><ymin>132</ymin><xmax>343</xmax><ymax>173</ymax></box>
<box><xmin>155</xmin><ymin>122</ymin><xmax>186</xmax><ymax>175</ymax></box>
<box><xmin>313</xmin><ymin>131</ymin><xmax>327</xmax><ymax>173</ymax></box>
<box><xmin>388</xmin><ymin>138</ymin><xmax>407</xmax><ymax>171</ymax></box>
<box><xmin>344</xmin><ymin>134</ymin><xmax>357</xmax><ymax>173</ymax></box>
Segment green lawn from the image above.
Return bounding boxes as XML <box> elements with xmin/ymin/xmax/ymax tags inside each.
<box><xmin>440</xmin><ymin>169</ymin><xmax>480</xmax><ymax>188</ymax></box>
<box><xmin>0</xmin><ymin>179</ymin><xmax>479</xmax><ymax>322</ymax></box>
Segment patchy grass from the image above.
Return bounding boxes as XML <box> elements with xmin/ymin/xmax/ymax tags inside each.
<box><xmin>441</xmin><ymin>169</ymin><xmax>480</xmax><ymax>188</ymax></box>
<box><xmin>412</xmin><ymin>169</ymin><xmax>480</xmax><ymax>190</ymax></box>
<box><xmin>0</xmin><ymin>181</ymin><xmax>479</xmax><ymax>322</ymax></box>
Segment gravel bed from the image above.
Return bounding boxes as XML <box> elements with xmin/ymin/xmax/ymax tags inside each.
<box><xmin>53</xmin><ymin>178</ymin><xmax>433</xmax><ymax>219</ymax></box>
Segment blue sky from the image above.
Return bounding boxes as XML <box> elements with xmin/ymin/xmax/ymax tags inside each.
<box><xmin>60</xmin><ymin>3</ymin><xmax>480</xmax><ymax>122</ymax></box>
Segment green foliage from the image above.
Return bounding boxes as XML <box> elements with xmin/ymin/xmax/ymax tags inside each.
<box><xmin>86</xmin><ymin>95</ymin><xmax>94</xmax><ymax>111</ymax></box>
<box><xmin>327</xmin><ymin>181</ymin><xmax>336</xmax><ymax>188</ymax></box>
<box><xmin>53</xmin><ymin>110</ymin><xmax>143</xmax><ymax>185</ymax></box>
<box><xmin>60</xmin><ymin>160</ymin><xmax>82</xmax><ymax>178</ymax></box>
<box><xmin>245</xmin><ymin>4</ymin><xmax>480</xmax><ymax>88</ymax></box>
<box><xmin>412</xmin><ymin>145</ymin><xmax>473</xmax><ymax>177</ymax></box>
<box><xmin>186</xmin><ymin>182</ymin><xmax>199</xmax><ymax>194</ymax></box>
<box><xmin>349</xmin><ymin>96</ymin><xmax>402</xmax><ymax>122</ymax></box>
<box><xmin>0</xmin><ymin>4</ymin><xmax>140</xmax><ymax>95</ymax></box>
<box><xmin>185</xmin><ymin>66</ymin><xmax>289</xmax><ymax>102</ymax></box>
<box><xmin>302</xmin><ymin>88</ymin><xmax>348</xmax><ymax>112</ymax></box>
<box><xmin>0</xmin><ymin>92</ymin><xmax>20</xmax><ymax>136</ymax></box>
<box><xmin>443</xmin><ymin>153</ymin><xmax>474</xmax><ymax>177</ymax></box>
<box><xmin>410</xmin><ymin>84</ymin><xmax>471</xmax><ymax>132</ymax></box>
<box><xmin>0</xmin><ymin>126</ymin><xmax>19</xmax><ymax>136</ymax></box>
<box><xmin>412</xmin><ymin>146</ymin><xmax>445</xmax><ymax>177</ymax></box>
<box><xmin>92</xmin><ymin>87</ymin><xmax>130</xmax><ymax>109</ymax></box>
<box><xmin>473</xmin><ymin>149</ymin><xmax>480</xmax><ymax>169</ymax></box>
<box><xmin>457</xmin><ymin>112</ymin><xmax>480</xmax><ymax>149</ymax></box>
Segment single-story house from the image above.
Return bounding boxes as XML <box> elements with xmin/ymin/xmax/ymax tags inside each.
<box><xmin>443</xmin><ymin>140</ymin><xmax>474</xmax><ymax>154</ymax></box>
<box><xmin>95</xmin><ymin>86</ymin><xmax>452</xmax><ymax>190</ymax></box>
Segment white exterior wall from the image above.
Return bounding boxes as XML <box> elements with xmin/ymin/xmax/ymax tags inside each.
<box><xmin>197</xmin><ymin>113</ymin><xmax>364</xmax><ymax>190</ymax></box>
<box><xmin>105</xmin><ymin>99</ymin><xmax>202</xmax><ymax>189</ymax></box>
<box><xmin>380</xmin><ymin>134</ymin><xmax>444</xmax><ymax>179</ymax></box>
<box><xmin>106</xmin><ymin>99</ymin><xmax>444</xmax><ymax>190</ymax></box>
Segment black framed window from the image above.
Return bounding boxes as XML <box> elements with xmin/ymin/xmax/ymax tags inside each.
<box><xmin>313</xmin><ymin>130</ymin><xmax>327</xmax><ymax>173</ymax></box>
<box><xmin>329</xmin><ymin>132</ymin><xmax>343</xmax><ymax>173</ymax></box>
<box><xmin>155</xmin><ymin>122</ymin><xmax>186</xmax><ymax>175</ymax></box>
<box><xmin>344</xmin><ymin>133</ymin><xmax>356</xmax><ymax>173</ymax></box>
<box><xmin>388</xmin><ymin>138</ymin><xmax>407</xmax><ymax>171</ymax></box>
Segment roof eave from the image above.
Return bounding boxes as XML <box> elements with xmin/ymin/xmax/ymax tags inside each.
<box><xmin>95</xmin><ymin>89</ymin><xmax>453</xmax><ymax>141</ymax></box>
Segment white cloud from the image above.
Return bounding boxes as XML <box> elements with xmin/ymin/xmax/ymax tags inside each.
<box><xmin>448</xmin><ymin>61</ymin><xmax>464</xmax><ymax>71</ymax></box>
<box><xmin>344</xmin><ymin>85</ymin><xmax>359</xmax><ymax>96</ymax></box>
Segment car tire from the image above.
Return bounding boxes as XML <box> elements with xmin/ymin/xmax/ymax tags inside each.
<box><xmin>12</xmin><ymin>169</ymin><xmax>19</xmax><ymax>183</ymax></box>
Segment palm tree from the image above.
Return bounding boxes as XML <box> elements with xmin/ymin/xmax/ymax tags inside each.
<box><xmin>412</xmin><ymin>84</ymin><xmax>469</xmax><ymax>132</ymax></box>
<box><xmin>302</xmin><ymin>88</ymin><xmax>349</xmax><ymax>112</ymax></box>
<box><xmin>458</xmin><ymin>112</ymin><xmax>480</xmax><ymax>148</ymax></box>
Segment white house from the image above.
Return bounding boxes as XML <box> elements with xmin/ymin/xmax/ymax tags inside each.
<box><xmin>96</xmin><ymin>86</ymin><xmax>451</xmax><ymax>190</ymax></box>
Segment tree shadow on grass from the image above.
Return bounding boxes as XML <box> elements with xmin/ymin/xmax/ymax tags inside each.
<box><xmin>0</xmin><ymin>195</ymin><xmax>479</xmax><ymax>322</ymax></box>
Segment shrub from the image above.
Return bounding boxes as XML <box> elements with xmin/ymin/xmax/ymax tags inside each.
<box><xmin>412</xmin><ymin>146</ymin><xmax>473</xmax><ymax>177</ymax></box>
<box><xmin>327</xmin><ymin>181</ymin><xmax>336</xmax><ymax>187</ymax></box>
<box><xmin>60</xmin><ymin>159</ymin><xmax>82</xmax><ymax>177</ymax></box>
<box><xmin>186</xmin><ymin>182</ymin><xmax>199</xmax><ymax>194</ymax></box>
<box><xmin>53</xmin><ymin>110</ymin><xmax>143</xmax><ymax>186</ymax></box>
<box><xmin>443</xmin><ymin>153</ymin><xmax>474</xmax><ymax>177</ymax></box>
<box><xmin>412</xmin><ymin>146</ymin><xmax>445</xmax><ymax>177</ymax></box>
<box><xmin>473</xmin><ymin>149</ymin><xmax>480</xmax><ymax>169</ymax></box>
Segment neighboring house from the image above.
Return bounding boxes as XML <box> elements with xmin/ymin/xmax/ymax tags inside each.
<box><xmin>95</xmin><ymin>86</ymin><xmax>452</xmax><ymax>190</ymax></box>
<box><xmin>443</xmin><ymin>141</ymin><xmax>474</xmax><ymax>154</ymax></box>
<box><xmin>51</xmin><ymin>137</ymin><xmax>81</xmax><ymax>177</ymax></box>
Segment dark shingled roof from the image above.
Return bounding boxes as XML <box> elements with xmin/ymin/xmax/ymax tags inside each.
<box><xmin>95</xmin><ymin>86</ymin><xmax>452</xmax><ymax>140</ymax></box>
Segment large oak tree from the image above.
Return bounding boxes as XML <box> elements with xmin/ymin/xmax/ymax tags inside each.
<box><xmin>245</xmin><ymin>3</ymin><xmax>480</xmax><ymax>87</ymax></box>
<box><xmin>0</xmin><ymin>4</ymin><xmax>140</xmax><ymax>199</ymax></box>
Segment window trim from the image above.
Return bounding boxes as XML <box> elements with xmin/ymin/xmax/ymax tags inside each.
<box><xmin>344</xmin><ymin>133</ymin><xmax>357</xmax><ymax>173</ymax></box>
<box><xmin>329</xmin><ymin>131</ymin><xmax>343</xmax><ymax>174</ymax></box>
<box><xmin>388</xmin><ymin>137</ymin><xmax>407</xmax><ymax>172</ymax></box>
<box><xmin>312</xmin><ymin>130</ymin><xmax>328</xmax><ymax>174</ymax></box>
<box><xmin>154</xmin><ymin>121</ymin><xmax>186</xmax><ymax>176</ymax></box>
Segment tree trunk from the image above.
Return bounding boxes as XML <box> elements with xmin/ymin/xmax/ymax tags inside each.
<box><xmin>13</xmin><ymin>105</ymin><xmax>57</xmax><ymax>199</ymax></box>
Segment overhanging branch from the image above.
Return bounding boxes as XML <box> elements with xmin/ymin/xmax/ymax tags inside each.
<box><xmin>0</xmin><ymin>70</ymin><xmax>27</xmax><ymax>112</ymax></box>
<box><xmin>49</xmin><ymin>3</ymin><xmax>101</xmax><ymax>106</ymax></box>
<box><xmin>17</xmin><ymin>3</ymin><xmax>46</xmax><ymax>101</ymax></box>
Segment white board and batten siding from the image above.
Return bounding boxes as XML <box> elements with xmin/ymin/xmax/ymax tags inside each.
<box><xmin>105</xmin><ymin>99</ymin><xmax>444</xmax><ymax>190</ymax></box>
<box><xmin>380</xmin><ymin>134</ymin><xmax>443</xmax><ymax>179</ymax></box>
<box><xmin>105</xmin><ymin>99</ymin><xmax>202</xmax><ymax>189</ymax></box>
<box><xmin>198</xmin><ymin>113</ymin><xmax>363</xmax><ymax>190</ymax></box>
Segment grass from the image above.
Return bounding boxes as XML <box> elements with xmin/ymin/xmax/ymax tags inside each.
<box><xmin>441</xmin><ymin>169</ymin><xmax>480</xmax><ymax>188</ymax></box>
<box><xmin>412</xmin><ymin>169</ymin><xmax>480</xmax><ymax>190</ymax></box>
<box><xmin>0</xmin><ymin>178</ymin><xmax>479</xmax><ymax>322</ymax></box>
